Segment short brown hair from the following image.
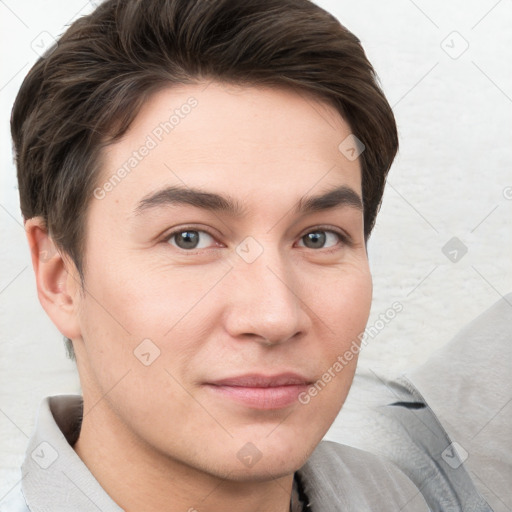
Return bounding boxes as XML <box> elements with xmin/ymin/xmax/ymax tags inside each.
<box><xmin>11</xmin><ymin>0</ymin><xmax>398</xmax><ymax>360</ymax></box>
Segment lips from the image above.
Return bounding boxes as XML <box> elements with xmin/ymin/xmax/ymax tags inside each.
<box><xmin>204</xmin><ymin>373</ymin><xmax>313</xmax><ymax>410</ymax></box>
<box><xmin>210</xmin><ymin>373</ymin><xmax>311</xmax><ymax>388</ymax></box>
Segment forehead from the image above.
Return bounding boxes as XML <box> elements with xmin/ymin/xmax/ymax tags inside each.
<box><xmin>94</xmin><ymin>81</ymin><xmax>362</xmax><ymax>217</ymax></box>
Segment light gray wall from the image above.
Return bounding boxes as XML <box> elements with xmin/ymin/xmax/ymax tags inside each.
<box><xmin>1</xmin><ymin>0</ymin><xmax>511</xmax><ymax>499</ymax></box>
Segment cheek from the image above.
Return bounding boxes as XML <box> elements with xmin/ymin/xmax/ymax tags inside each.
<box><xmin>74</xmin><ymin>263</ymin><xmax>207</xmax><ymax>424</ymax></box>
<box><xmin>79</xmin><ymin>244</ymin><xmax>227</xmax><ymax>335</ymax></box>
<box><xmin>316</xmin><ymin>262</ymin><xmax>373</xmax><ymax>344</ymax></box>
<box><xmin>284</xmin><ymin>269</ymin><xmax>372</xmax><ymax>453</ymax></box>
<box><xmin>75</xmin><ymin>253</ymin><xmax>231</xmax><ymax>398</ymax></box>
<box><xmin>307</xmin><ymin>264</ymin><xmax>372</xmax><ymax>395</ymax></box>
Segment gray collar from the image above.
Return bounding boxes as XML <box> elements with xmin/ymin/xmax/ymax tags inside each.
<box><xmin>21</xmin><ymin>395</ymin><xmax>427</xmax><ymax>512</ymax></box>
<box><xmin>22</xmin><ymin>395</ymin><xmax>124</xmax><ymax>511</ymax></box>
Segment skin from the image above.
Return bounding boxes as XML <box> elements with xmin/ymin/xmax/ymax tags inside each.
<box><xmin>26</xmin><ymin>81</ymin><xmax>373</xmax><ymax>512</ymax></box>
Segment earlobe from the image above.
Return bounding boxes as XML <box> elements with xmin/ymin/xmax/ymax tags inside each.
<box><xmin>25</xmin><ymin>217</ymin><xmax>82</xmax><ymax>340</ymax></box>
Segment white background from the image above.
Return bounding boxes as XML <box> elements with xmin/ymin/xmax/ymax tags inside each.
<box><xmin>1</xmin><ymin>0</ymin><xmax>511</xmax><ymax>499</ymax></box>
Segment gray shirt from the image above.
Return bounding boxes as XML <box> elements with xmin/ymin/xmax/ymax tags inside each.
<box><xmin>0</xmin><ymin>394</ymin><xmax>428</xmax><ymax>511</ymax></box>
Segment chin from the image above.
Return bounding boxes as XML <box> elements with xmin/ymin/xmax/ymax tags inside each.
<box><xmin>218</xmin><ymin>455</ymin><xmax>306</xmax><ymax>483</ymax></box>
<box><xmin>175</xmin><ymin>429</ymin><xmax>318</xmax><ymax>483</ymax></box>
<box><xmin>214</xmin><ymin>430</ymin><xmax>321</xmax><ymax>482</ymax></box>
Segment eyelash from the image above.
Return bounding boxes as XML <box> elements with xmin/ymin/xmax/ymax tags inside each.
<box><xmin>161</xmin><ymin>225</ymin><xmax>351</xmax><ymax>254</ymax></box>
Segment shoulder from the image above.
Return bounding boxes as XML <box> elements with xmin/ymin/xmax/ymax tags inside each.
<box><xmin>298</xmin><ymin>440</ymin><xmax>429</xmax><ymax>512</ymax></box>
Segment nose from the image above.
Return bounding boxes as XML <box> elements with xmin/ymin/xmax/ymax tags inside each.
<box><xmin>222</xmin><ymin>244</ymin><xmax>311</xmax><ymax>346</ymax></box>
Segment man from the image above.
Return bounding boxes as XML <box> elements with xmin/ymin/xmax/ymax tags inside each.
<box><xmin>2</xmin><ymin>0</ymin><xmax>446</xmax><ymax>510</ymax></box>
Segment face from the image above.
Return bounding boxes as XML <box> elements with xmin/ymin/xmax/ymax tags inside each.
<box><xmin>73</xmin><ymin>81</ymin><xmax>372</xmax><ymax>481</ymax></box>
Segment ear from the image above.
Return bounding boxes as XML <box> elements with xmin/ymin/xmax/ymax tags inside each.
<box><xmin>25</xmin><ymin>217</ymin><xmax>82</xmax><ymax>340</ymax></box>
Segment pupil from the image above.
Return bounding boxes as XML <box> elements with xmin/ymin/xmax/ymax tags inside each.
<box><xmin>305</xmin><ymin>231</ymin><xmax>325</xmax><ymax>248</ymax></box>
<box><xmin>177</xmin><ymin>231</ymin><xmax>199</xmax><ymax>249</ymax></box>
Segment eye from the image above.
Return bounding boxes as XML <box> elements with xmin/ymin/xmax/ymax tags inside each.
<box><xmin>297</xmin><ymin>229</ymin><xmax>344</xmax><ymax>250</ymax></box>
<box><xmin>165</xmin><ymin>229</ymin><xmax>216</xmax><ymax>250</ymax></box>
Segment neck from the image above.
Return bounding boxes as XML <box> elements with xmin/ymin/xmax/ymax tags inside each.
<box><xmin>73</xmin><ymin>395</ymin><xmax>295</xmax><ymax>512</ymax></box>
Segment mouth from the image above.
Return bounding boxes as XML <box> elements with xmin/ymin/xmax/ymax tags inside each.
<box><xmin>203</xmin><ymin>372</ymin><xmax>313</xmax><ymax>410</ymax></box>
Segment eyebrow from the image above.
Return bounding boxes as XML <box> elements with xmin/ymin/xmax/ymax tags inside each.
<box><xmin>134</xmin><ymin>184</ymin><xmax>363</xmax><ymax>217</ymax></box>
